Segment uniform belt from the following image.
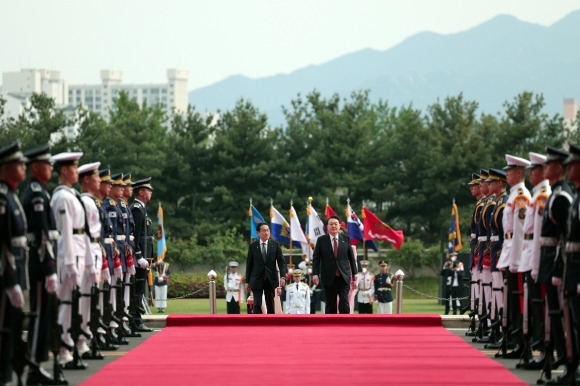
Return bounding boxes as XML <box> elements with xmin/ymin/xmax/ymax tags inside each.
<box><xmin>377</xmin><ymin>288</ymin><xmax>391</xmax><ymax>292</ymax></box>
<box><xmin>540</xmin><ymin>237</ymin><xmax>558</xmax><ymax>247</ymax></box>
<box><xmin>130</xmin><ymin>235</ymin><xmax>134</xmax><ymax>241</ymax></box>
<box><xmin>72</xmin><ymin>228</ymin><xmax>85</xmax><ymax>235</ymax></box>
<box><xmin>90</xmin><ymin>237</ymin><xmax>100</xmax><ymax>243</ymax></box>
<box><xmin>470</xmin><ymin>233</ymin><xmax>476</xmax><ymax>240</ymax></box>
<box><xmin>116</xmin><ymin>235</ymin><xmax>126</xmax><ymax>241</ymax></box>
<box><xmin>147</xmin><ymin>236</ymin><xmax>154</xmax><ymax>240</ymax></box>
<box><xmin>477</xmin><ymin>236</ymin><xmax>487</xmax><ymax>242</ymax></box>
<box><xmin>524</xmin><ymin>233</ymin><xmax>533</xmax><ymax>240</ymax></box>
<box><xmin>26</xmin><ymin>230</ymin><xmax>59</xmax><ymax>242</ymax></box>
<box><xmin>504</xmin><ymin>232</ymin><xmax>513</xmax><ymax>239</ymax></box>
<box><xmin>490</xmin><ymin>235</ymin><xmax>500</xmax><ymax>242</ymax></box>
<box><xmin>565</xmin><ymin>242</ymin><xmax>580</xmax><ymax>252</ymax></box>
<box><xmin>103</xmin><ymin>238</ymin><xmax>114</xmax><ymax>244</ymax></box>
<box><xmin>11</xmin><ymin>236</ymin><xmax>27</xmax><ymax>247</ymax></box>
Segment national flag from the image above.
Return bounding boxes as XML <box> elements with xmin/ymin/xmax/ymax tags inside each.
<box><xmin>346</xmin><ymin>203</ymin><xmax>378</xmax><ymax>251</ymax></box>
<box><xmin>362</xmin><ymin>207</ymin><xmax>404</xmax><ymax>251</ymax></box>
<box><xmin>249</xmin><ymin>203</ymin><xmax>266</xmax><ymax>239</ymax></box>
<box><xmin>324</xmin><ymin>203</ymin><xmax>346</xmax><ymax>229</ymax></box>
<box><xmin>447</xmin><ymin>202</ymin><xmax>463</xmax><ymax>257</ymax></box>
<box><xmin>270</xmin><ymin>204</ymin><xmax>302</xmax><ymax>248</ymax></box>
<box><xmin>289</xmin><ymin>205</ymin><xmax>311</xmax><ymax>256</ymax></box>
<box><xmin>157</xmin><ymin>204</ymin><xmax>167</xmax><ymax>261</ymax></box>
<box><xmin>306</xmin><ymin>201</ymin><xmax>326</xmax><ymax>248</ymax></box>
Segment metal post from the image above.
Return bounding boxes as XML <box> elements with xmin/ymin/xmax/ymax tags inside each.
<box><xmin>208</xmin><ymin>270</ymin><xmax>217</xmax><ymax>314</ymax></box>
<box><xmin>394</xmin><ymin>269</ymin><xmax>405</xmax><ymax>314</ymax></box>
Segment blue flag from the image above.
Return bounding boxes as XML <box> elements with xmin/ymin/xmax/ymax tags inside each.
<box><xmin>447</xmin><ymin>202</ymin><xmax>462</xmax><ymax>257</ymax></box>
<box><xmin>249</xmin><ymin>204</ymin><xmax>265</xmax><ymax>239</ymax></box>
<box><xmin>157</xmin><ymin>204</ymin><xmax>167</xmax><ymax>261</ymax></box>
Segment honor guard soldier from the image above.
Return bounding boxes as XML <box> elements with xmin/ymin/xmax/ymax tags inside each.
<box><xmin>285</xmin><ymin>269</ymin><xmax>310</xmax><ymax>314</ymax></box>
<box><xmin>520</xmin><ymin>152</ymin><xmax>551</xmax><ymax>370</ymax></box>
<box><xmin>562</xmin><ymin>144</ymin><xmax>580</xmax><ymax>383</ymax></box>
<box><xmin>79</xmin><ymin>162</ymin><xmax>109</xmax><ymax>359</ymax></box>
<box><xmin>224</xmin><ymin>261</ymin><xmax>244</xmax><ymax>314</ymax></box>
<box><xmin>374</xmin><ymin>260</ymin><xmax>394</xmax><ymax>314</ymax></box>
<box><xmin>538</xmin><ymin>146</ymin><xmax>572</xmax><ymax>385</ymax></box>
<box><xmin>465</xmin><ymin>173</ymin><xmax>484</xmax><ymax>319</ymax></box>
<box><xmin>497</xmin><ymin>155</ymin><xmax>531</xmax><ymax>358</ymax></box>
<box><xmin>21</xmin><ymin>144</ymin><xmax>60</xmax><ymax>384</ymax></box>
<box><xmin>356</xmin><ymin>260</ymin><xmax>374</xmax><ymax>314</ymax></box>
<box><xmin>50</xmin><ymin>151</ymin><xmax>94</xmax><ymax>369</ymax></box>
<box><xmin>153</xmin><ymin>259</ymin><xmax>171</xmax><ymax>313</ymax></box>
<box><xmin>98</xmin><ymin>169</ymin><xmax>122</xmax><ymax>337</ymax></box>
<box><xmin>130</xmin><ymin>177</ymin><xmax>153</xmax><ymax>332</ymax></box>
<box><xmin>0</xmin><ymin>141</ymin><xmax>27</xmax><ymax>386</ymax></box>
<box><xmin>121</xmin><ymin>173</ymin><xmax>138</xmax><ymax>318</ymax></box>
<box><xmin>477</xmin><ymin>168</ymin><xmax>497</xmax><ymax>334</ymax></box>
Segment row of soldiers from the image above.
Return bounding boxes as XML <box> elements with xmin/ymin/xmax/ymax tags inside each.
<box><xmin>465</xmin><ymin>145</ymin><xmax>580</xmax><ymax>385</ymax></box>
<box><xmin>0</xmin><ymin>141</ymin><xmax>155</xmax><ymax>385</ymax></box>
<box><xmin>224</xmin><ymin>259</ymin><xmax>395</xmax><ymax>314</ymax></box>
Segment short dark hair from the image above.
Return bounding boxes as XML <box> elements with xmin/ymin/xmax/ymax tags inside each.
<box><xmin>256</xmin><ymin>222</ymin><xmax>269</xmax><ymax>232</ymax></box>
<box><xmin>326</xmin><ymin>215</ymin><xmax>341</xmax><ymax>224</ymax></box>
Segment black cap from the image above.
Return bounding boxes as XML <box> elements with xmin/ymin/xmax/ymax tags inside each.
<box><xmin>23</xmin><ymin>144</ymin><xmax>51</xmax><ymax>163</ymax></box>
<box><xmin>111</xmin><ymin>172</ymin><xmax>124</xmax><ymax>186</ymax></box>
<box><xmin>479</xmin><ymin>169</ymin><xmax>489</xmax><ymax>181</ymax></box>
<box><xmin>564</xmin><ymin>144</ymin><xmax>580</xmax><ymax>165</ymax></box>
<box><xmin>132</xmin><ymin>177</ymin><xmax>153</xmax><ymax>191</ymax></box>
<box><xmin>468</xmin><ymin>173</ymin><xmax>481</xmax><ymax>185</ymax></box>
<box><xmin>99</xmin><ymin>169</ymin><xmax>113</xmax><ymax>183</ymax></box>
<box><xmin>545</xmin><ymin>145</ymin><xmax>569</xmax><ymax>164</ymax></box>
<box><xmin>379</xmin><ymin>260</ymin><xmax>389</xmax><ymax>266</ymax></box>
<box><xmin>486</xmin><ymin>168</ymin><xmax>507</xmax><ymax>182</ymax></box>
<box><xmin>0</xmin><ymin>141</ymin><xmax>27</xmax><ymax>164</ymax></box>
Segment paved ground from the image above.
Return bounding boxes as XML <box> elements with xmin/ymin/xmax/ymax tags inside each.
<box><xmin>5</xmin><ymin>316</ymin><xmax>562</xmax><ymax>385</ymax></box>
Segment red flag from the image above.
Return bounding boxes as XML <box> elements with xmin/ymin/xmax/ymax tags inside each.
<box><xmin>324</xmin><ymin>204</ymin><xmax>347</xmax><ymax>229</ymax></box>
<box><xmin>362</xmin><ymin>207</ymin><xmax>404</xmax><ymax>251</ymax></box>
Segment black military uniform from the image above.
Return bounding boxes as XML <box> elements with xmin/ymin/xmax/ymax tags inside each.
<box><xmin>0</xmin><ymin>141</ymin><xmax>28</xmax><ymax>385</ymax></box>
<box><xmin>130</xmin><ymin>177</ymin><xmax>154</xmax><ymax>331</ymax></box>
<box><xmin>374</xmin><ymin>260</ymin><xmax>394</xmax><ymax>314</ymax></box>
<box><xmin>21</xmin><ymin>145</ymin><xmax>60</xmax><ymax>384</ymax></box>
<box><xmin>538</xmin><ymin>146</ymin><xmax>573</xmax><ymax>373</ymax></box>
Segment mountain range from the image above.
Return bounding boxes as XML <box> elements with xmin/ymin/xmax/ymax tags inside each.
<box><xmin>189</xmin><ymin>10</ymin><xmax>580</xmax><ymax>127</ymax></box>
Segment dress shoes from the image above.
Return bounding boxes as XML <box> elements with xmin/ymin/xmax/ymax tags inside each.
<box><xmin>26</xmin><ymin>366</ymin><xmax>54</xmax><ymax>385</ymax></box>
<box><xmin>502</xmin><ymin>345</ymin><xmax>524</xmax><ymax>359</ymax></box>
<box><xmin>544</xmin><ymin>370</ymin><xmax>571</xmax><ymax>385</ymax></box>
<box><xmin>81</xmin><ymin>350</ymin><xmax>105</xmax><ymax>360</ymax></box>
<box><xmin>522</xmin><ymin>358</ymin><xmax>545</xmax><ymax>370</ymax></box>
<box><xmin>136</xmin><ymin>324</ymin><xmax>153</xmax><ymax>332</ymax></box>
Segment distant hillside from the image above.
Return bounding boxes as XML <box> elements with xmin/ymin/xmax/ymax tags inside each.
<box><xmin>189</xmin><ymin>10</ymin><xmax>580</xmax><ymax>126</ymax></box>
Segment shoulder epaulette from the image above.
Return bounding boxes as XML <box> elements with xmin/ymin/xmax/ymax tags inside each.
<box><xmin>109</xmin><ymin>198</ymin><xmax>116</xmax><ymax>205</ymax></box>
<box><xmin>31</xmin><ymin>181</ymin><xmax>42</xmax><ymax>192</ymax></box>
<box><xmin>0</xmin><ymin>182</ymin><xmax>7</xmax><ymax>195</ymax></box>
<box><xmin>120</xmin><ymin>200</ymin><xmax>127</xmax><ymax>208</ymax></box>
<box><xmin>517</xmin><ymin>187</ymin><xmax>524</xmax><ymax>195</ymax></box>
<box><xmin>540</xmin><ymin>186</ymin><xmax>547</xmax><ymax>194</ymax></box>
<box><xmin>132</xmin><ymin>202</ymin><xmax>142</xmax><ymax>209</ymax></box>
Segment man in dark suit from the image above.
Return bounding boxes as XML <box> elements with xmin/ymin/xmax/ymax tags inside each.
<box><xmin>245</xmin><ymin>222</ymin><xmax>286</xmax><ymax>314</ymax></box>
<box><xmin>312</xmin><ymin>216</ymin><xmax>358</xmax><ymax>314</ymax></box>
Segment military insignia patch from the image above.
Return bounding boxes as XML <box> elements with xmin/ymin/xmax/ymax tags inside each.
<box><xmin>518</xmin><ymin>208</ymin><xmax>526</xmax><ymax>219</ymax></box>
<box><xmin>31</xmin><ymin>182</ymin><xmax>42</xmax><ymax>192</ymax></box>
<box><xmin>538</xmin><ymin>207</ymin><xmax>544</xmax><ymax>216</ymax></box>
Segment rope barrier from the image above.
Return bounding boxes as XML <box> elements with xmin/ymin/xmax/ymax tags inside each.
<box><xmin>402</xmin><ymin>283</ymin><xmax>470</xmax><ymax>302</ymax></box>
<box><xmin>166</xmin><ymin>284</ymin><xmax>210</xmax><ymax>301</ymax></box>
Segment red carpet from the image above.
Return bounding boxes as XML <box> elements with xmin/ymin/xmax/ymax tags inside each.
<box><xmin>82</xmin><ymin>315</ymin><xmax>526</xmax><ymax>386</ymax></box>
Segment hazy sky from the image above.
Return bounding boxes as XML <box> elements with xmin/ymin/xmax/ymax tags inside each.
<box><xmin>2</xmin><ymin>0</ymin><xmax>579</xmax><ymax>90</ymax></box>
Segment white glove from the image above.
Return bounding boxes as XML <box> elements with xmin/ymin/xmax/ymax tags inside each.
<box><xmin>6</xmin><ymin>285</ymin><xmax>24</xmax><ymax>309</ymax></box>
<box><xmin>87</xmin><ymin>265</ymin><xmax>98</xmax><ymax>284</ymax></box>
<box><xmin>531</xmin><ymin>271</ymin><xmax>538</xmax><ymax>281</ymax></box>
<box><xmin>65</xmin><ymin>264</ymin><xmax>81</xmax><ymax>287</ymax></box>
<box><xmin>101</xmin><ymin>267</ymin><xmax>111</xmax><ymax>284</ymax></box>
<box><xmin>44</xmin><ymin>273</ymin><xmax>58</xmax><ymax>294</ymax></box>
<box><xmin>114</xmin><ymin>265</ymin><xmax>123</xmax><ymax>279</ymax></box>
<box><xmin>552</xmin><ymin>276</ymin><xmax>562</xmax><ymax>287</ymax></box>
<box><xmin>509</xmin><ymin>266</ymin><xmax>518</xmax><ymax>273</ymax></box>
<box><xmin>128</xmin><ymin>264</ymin><xmax>136</xmax><ymax>276</ymax></box>
<box><xmin>137</xmin><ymin>257</ymin><xmax>149</xmax><ymax>269</ymax></box>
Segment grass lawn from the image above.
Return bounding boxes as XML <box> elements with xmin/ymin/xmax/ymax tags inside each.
<box><xmin>154</xmin><ymin>298</ymin><xmax>446</xmax><ymax>315</ymax></box>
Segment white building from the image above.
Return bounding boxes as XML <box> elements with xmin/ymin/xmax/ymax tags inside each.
<box><xmin>1</xmin><ymin>68</ymin><xmax>67</xmax><ymax>120</ymax></box>
<box><xmin>67</xmin><ymin>69</ymin><xmax>189</xmax><ymax>121</ymax></box>
<box><xmin>2</xmin><ymin>68</ymin><xmax>189</xmax><ymax>137</ymax></box>
<box><xmin>563</xmin><ymin>98</ymin><xmax>578</xmax><ymax>133</ymax></box>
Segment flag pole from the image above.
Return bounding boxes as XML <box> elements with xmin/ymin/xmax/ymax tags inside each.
<box><xmin>289</xmin><ymin>200</ymin><xmax>293</xmax><ymax>268</ymax></box>
<box><xmin>361</xmin><ymin>200</ymin><xmax>367</xmax><ymax>265</ymax></box>
<box><xmin>249</xmin><ymin>198</ymin><xmax>253</xmax><ymax>243</ymax></box>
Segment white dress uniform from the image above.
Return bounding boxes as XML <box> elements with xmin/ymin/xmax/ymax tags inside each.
<box><xmin>356</xmin><ymin>271</ymin><xmax>375</xmax><ymax>313</ymax></box>
<box><xmin>225</xmin><ymin>272</ymin><xmax>244</xmax><ymax>303</ymax></box>
<box><xmin>521</xmin><ymin>179</ymin><xmax>551</xmax><ymax>274</ymax></box>
<box><xmin>285</xmin><ymin>281</ymin><xmax>310</xmax><ymax>314</ymax></box>
<box><xmin>51</xmin><ymin>177</ymin><xmax>92</xmax><ymax>361</ymax></box>
<box><xmin>497</xmin><ymin>179</ymin><xmax>531</xmax><ymax>271</ymax></box>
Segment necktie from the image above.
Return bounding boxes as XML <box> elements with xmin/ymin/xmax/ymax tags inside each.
<box><xmin>333</xmin><ymin>237</ymin><xmax>338</xmax><ymax>257</ymax></box>
<box><xmin>296</xmin><ymin>283</ymin><xmax>299</xmax><ymax>290</ymax></box>
<box><xmin>261</xmin><ymin>242</ymin><xmax>267</xmax><ymax>261</ymax></box>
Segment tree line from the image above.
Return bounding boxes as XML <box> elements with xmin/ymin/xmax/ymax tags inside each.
<box><xmin>1</xmin><ymin>89</ymin><xmax>576</xmax><ymax>269</ymax></box>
